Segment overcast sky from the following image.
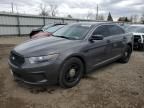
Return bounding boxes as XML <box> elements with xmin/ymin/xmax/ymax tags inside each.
<box><xmin>0</xmin><ymin>0</ymin><xmax>144</xmax><ymax>20</ymax></box>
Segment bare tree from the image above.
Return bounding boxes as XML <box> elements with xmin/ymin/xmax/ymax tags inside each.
<box><xmin>86</xmin><ymin>10</ymin><xmax>93</xmax><ymax>19</ymax></box>
<box><xmin>11</xmin><ymin>2</ymin><xmax>14</xmax><ymax>13</ymax></box>
<box><xmin>129</xmin><ymin>16</ymin><xmax>133</xmax><ymax>22</ymax></box>
<box><xmin>132</xmin><ymin>14</ymin><xmax>138</xmax><ymax>23</ymax></box>
<box><xmin>98</xmin><ymin>14</ymin><xmax>105</xmax><ymax>21</ymax></box>
<box><xmin>15</xmin><ymin>4</ymin><xmax>19</xmax><ymax>14</ymax></box>
<box><xmin>39</xmin><ymin>4</ymin><xmax>49</xmax><ymax>16</ymax></box>
<box><xmin>49</xmin><ymin>4</ymin><xmax>58</xmax><ymax>17</ymax></box>
<box><xmin>95</xmin><ymin>4</ymin><xmax>99</xmax><ymax>20</ymax></box>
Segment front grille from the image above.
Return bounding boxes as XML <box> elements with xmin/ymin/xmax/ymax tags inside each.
<box><xmin>134</xmin><ymin>35</ymin><xmax>141</xmax><ymax>43</ymax></box>
<box><xmin>10</xmin><ymin>51</ymin><xmax>25</xmax><ymax>67</ymax></box>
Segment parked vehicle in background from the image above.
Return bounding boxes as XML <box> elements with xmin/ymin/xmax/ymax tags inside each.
<box><xmin>126</xmin><ymin>24</ymin><xmax>144</xmax><ymax>50</ymax></box>
<box><xmin>119</xmin><ymin>23</ymin><xmax>130</xmax><ymax>29</ymax></box>
<box><xmin>32</xmin><ymin>24</ymin><xmax>66</xmax><ymax>39</ymax></box>
<box><xmin>29</xmin><ymin>23</ymin><xmax>66</xmax><ymax>39</ymax></box>
<box><xmin>9</xmin><ymin>22</ymin><xmax>133</xmax><ymax>88</ymax></box>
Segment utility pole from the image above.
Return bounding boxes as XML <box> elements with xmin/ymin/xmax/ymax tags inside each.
<box><xmin>96</xmin><ymin>4</ymin><xmax>99</xmax><ymax>20</ymax></box>
<box><xmin>16</xmin><ymin>4</ymin><xmax>19</xmax><ymax>14</ymax></box>
<box><xmin>11</xmin><ymin>2</ymin><xmax>14</xmax><ymax>13</ymax></box>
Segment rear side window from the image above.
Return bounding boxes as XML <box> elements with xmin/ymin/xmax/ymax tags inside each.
<box><xmin>108</xmin><ymin>25</ymin><xmax>125</xmax><ymax>35</ymax></box>
<box><xmin>93</xmin><ymin>25</ymin><xmax>110</xmax><ymax>37</ymax></box>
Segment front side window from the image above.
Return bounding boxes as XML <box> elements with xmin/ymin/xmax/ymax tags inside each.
<box><xmin>93</xmin><ymin>25</ymin><xmax>110</xmax><ymax>37</ymax></box>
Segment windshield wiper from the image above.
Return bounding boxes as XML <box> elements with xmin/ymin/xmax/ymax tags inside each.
<box><xmin>53</xmin><ymin>35</ymin><xmax>76</xmax><ymax>40</ymax></box>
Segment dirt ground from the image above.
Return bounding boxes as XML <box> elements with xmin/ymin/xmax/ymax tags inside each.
<box><xmin>0</xmin><ymin>37</ymin><xmax>144</xmax><ymax>108</ymax></box>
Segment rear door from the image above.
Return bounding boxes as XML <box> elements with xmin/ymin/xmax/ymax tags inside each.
<box><xmin>107</xmin><ymin>25</ymin><xmax>125</xmax><ymax>57</ymax></box>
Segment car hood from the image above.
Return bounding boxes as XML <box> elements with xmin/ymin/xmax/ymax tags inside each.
<box><xmin>14</xmin><ymin>36</ymin><xmax>81</xmax><ymax>57</ymax></box>
<box><xmin>132</xmin><ymin>32</ymin><xmax>144</xmax><ymax>35</ymax></box>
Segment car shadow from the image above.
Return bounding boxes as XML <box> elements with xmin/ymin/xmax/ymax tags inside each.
<box><xmin>16</xmin><ymin>80</ymin><xmax>59</xmax><ymax>94</ymax></box>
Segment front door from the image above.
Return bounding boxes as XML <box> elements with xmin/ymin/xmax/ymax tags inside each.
<box><xmin>85</xmin><ymin>25</ymin><xmax>112</xmax><ymax>67</ymax></box>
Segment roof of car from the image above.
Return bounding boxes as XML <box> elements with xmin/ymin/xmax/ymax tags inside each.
<box><xmin>130</xmin><ymin>24</ymin><xmax>144</xmax><ymax>27</ymax></box>
<box><xmin>53</xmin><ymin>23</ymin><xmax>67</xmax><ymax>25</ymax></box>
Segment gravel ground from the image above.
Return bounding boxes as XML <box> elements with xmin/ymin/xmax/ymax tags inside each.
<box><xmin>0</xmin><ymin>37</ymin><xmax>144</xmax><ymax>108</ymax></box>
<box><xmin>0</xmin><ymin>36</ymin><xmax>29</xmax><ymax>44</ymax></box>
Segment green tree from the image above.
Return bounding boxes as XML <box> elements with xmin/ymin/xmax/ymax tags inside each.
<box><xmin>107</xmin><ymin>12</ymin><xmax>113</xmax><ymax>21</ymax></box>
<box><xmin>118</xmin><ymin>17</ymin><xmax>130</xmax><ymax>22</ymax></box>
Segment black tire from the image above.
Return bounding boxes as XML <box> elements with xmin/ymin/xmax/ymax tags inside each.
<box><xmin>119</xmin><ymin>45</ymin><xmax>132</xmax><ymax>63</ymax></box>
<box><xmin>59</xmin><ymin>57</ymin><xmax>84</xmax><ymax>88</ymax></box>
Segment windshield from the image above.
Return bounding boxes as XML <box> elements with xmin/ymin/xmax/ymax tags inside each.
<box><xmin>42</xmin><ymin>24</ymin><xmax>54</xmax><ymax>31</ymax></box>
<box><xmin>53</xmin><ymin>24</ymin><xmax>92</xmax><ymax>40</ymax></box>
<box><xmin>126</xmin><ymin>26</ymin><xmax>144</xmax><ymax>33</ymax></box>
<box><xmin>44</xmin><ymin>25</ymin><xmax>64</xmax><ymax>33</ymax></box>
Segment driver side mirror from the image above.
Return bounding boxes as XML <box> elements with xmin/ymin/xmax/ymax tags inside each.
<box><xmin>89</xmin><ymin>34</ymin><xmax>104</xmax><ymax>41</ymax></box>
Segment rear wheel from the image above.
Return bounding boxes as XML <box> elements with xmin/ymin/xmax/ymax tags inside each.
<box><xmin>59</xmin><ymin>57</ymin><xmax>84</xmax><ymax>88</ymax></box>
<box><xmin>119</xmin><ymin>45</ymin><xmax>132</xmax><ymax>63</ymax></box>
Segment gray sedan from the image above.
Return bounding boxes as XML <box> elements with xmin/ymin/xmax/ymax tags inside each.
<box><xmin>9</xmin><ymin>22</ymin><xmax>133</xmax><ymax>88</ymax></box>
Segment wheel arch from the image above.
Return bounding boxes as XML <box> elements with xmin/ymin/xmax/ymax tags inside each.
<box><xmin>127</xmin><ymin>42</ymin><xmax>133</xmax><ymax>53</ymax></box>
<box><xmin>62</xmin><ymin>54</ymin><xmax>87</xmax><ymax>74</ymax></box>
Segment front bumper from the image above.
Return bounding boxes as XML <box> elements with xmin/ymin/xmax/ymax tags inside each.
<box><xmin>8</xmin><ymin>60</ymin><xmax>60</xmax><ymax>86</ymax></box>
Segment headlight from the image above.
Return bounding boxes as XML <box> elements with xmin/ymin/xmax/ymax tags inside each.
<box><xmin>29</xmin><ymin>54</ymin><xmax>59</xmax><ymax>64</ymax></box>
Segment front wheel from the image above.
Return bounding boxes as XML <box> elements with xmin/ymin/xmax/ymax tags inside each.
<box><xmin>59</xmin><ymin>57</ymin><xmax>84</xmax><ymax>88</ymax></box>
<box><xmin>119</xmin><ymin>45</ymin><xmax>132</xmax><ymax>63</ymax></box>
